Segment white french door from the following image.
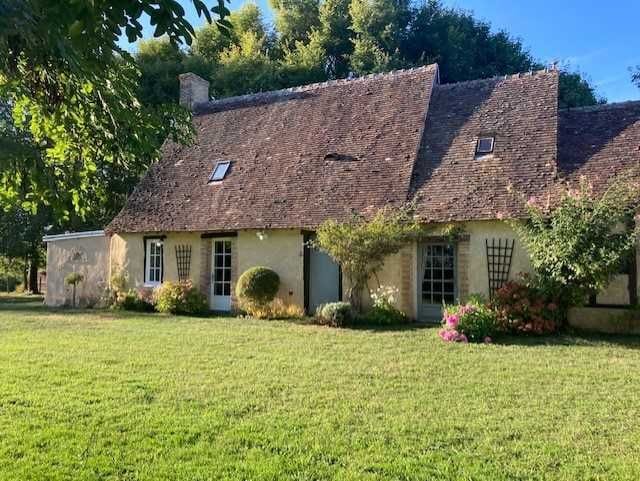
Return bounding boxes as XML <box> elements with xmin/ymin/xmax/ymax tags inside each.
<box><xmin>210</xmin><ymin>239</ymin><xmax>232</xmax><ymax>311</ymax></box>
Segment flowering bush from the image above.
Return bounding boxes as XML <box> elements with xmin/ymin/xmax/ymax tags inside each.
<box><xmin>154</xmin><ymin>281</ymin><xmax>208</xmax><ymax>315</ymax></box>
<box><xmin>116</xmin><ymin>289</ymin><xmax>156</xmax><ymax>312</ymax></box>
<box><xmin>362</xmin><ymin>285</ymin><xmax>407</xmax><ymax>325</ymax></box>
<box><xmin>440</xmin><ymin>298</ymin><xmax>497</xmax><ymax>343</ymax></box>
<box><xmin>492</xmin><ymin>278</ymin><xmax>561</xmax><ymax>334</ymax></box>
<box><xmin>314</xmin><ymin>302</ymin><xmax>354</xmax><ymax>327</ymax></box>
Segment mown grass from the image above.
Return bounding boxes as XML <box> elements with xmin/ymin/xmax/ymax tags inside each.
<box><xmin>1</xmin><ymin>300</ymin><xmax>640</xmax><ymax>480</ymax></box>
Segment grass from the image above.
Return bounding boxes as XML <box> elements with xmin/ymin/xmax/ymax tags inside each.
<box><xmin>1</xmin><ymin>300</ymin><xmax>640</xmax><ymax>480</ymax></box>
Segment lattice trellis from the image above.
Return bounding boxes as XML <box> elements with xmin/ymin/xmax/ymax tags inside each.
<box><xmin>485</xmin><ymin>238</ymin><xmax>515</xmax><ymax>298</ymax></box>
<box><xmin>175</xmin><ymin>245</ymin><xmax>192</xmax><ymax>281</ymax></box>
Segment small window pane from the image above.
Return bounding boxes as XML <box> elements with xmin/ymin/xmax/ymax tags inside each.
<box><xmin>476</xmin><ymin>137</ymin><xmax>494</xmax><ymax>154</ymax></box>
<box><xmin>209</xmin><ymin>161</ymin><xmax>231</xmax><ymax>182</ymax></box>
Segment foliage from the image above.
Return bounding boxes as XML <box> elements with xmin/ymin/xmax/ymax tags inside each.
<box><xmin>133</xmin><ymin>0</ymin><xmax>600</xmax><ymax>107</ymax></box>
<box><xmin>558</xmin><ymin>70</ymin><xmax>606</xmax><ymax>109</ymax></box>
<box><xmin>64</xmin><ymin>272</ymin><xmax>84</xmax><ymax>308</ymax></box>
<box><xmin>116</xmin><ymin>289</ymin><xmax>157</xmax><ymax>313</ymax></box>
<box><xmin>64</xmin><ymin>272</ymin><xmax>84</xmax><ymax>286</ymax></box>
<box><xmin>360</xmin><ymin>285</ymin><xmax>407</xmax><ymax>325</ymax></box>
<box><xmin>154</xmin><ymin>281</ymin><xmax>208</xmax><ymax>315</ymax></box>
<box><xmin>0</xmin><ymin>0</ymin><xmax>230</xmax><ymax>231</ymax></box>
<box><xmin>492</xmin><ymin>277</ymin><xmax>560</xmax><ymax>335</ymax></box>
<box><xmin>314</xmin><ymin>301</ymin><xmax>354</xmax><ymax>327</ymax></box>
<box><xmin>313</xmin><ymin>204</ymin><xmax>421</xmax><ymax>311</ymax></box>
<box><xmin>440</xmin><ymin>298</ymin><xmax>497</xmax><ymax>343</ymax></box>
<box><xmin>511</xmin><ymin>174</ymin><xmax>640</xmax><ymax>315</ymax></box>
<box><xmin>244</xmin><ymin>297</ymin><xmax>305</xmax><ymax>320</ymax></box>
<box><xmin>236</xmin><ymin>266</ymin><xmax>280</xmax><ymax>312</ymax></box>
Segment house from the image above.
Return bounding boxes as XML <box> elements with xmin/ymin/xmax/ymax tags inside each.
<box><xmin>46</xmin><ymin>63</ymin><xmax>640</xmax><ymax>323</ymax></box>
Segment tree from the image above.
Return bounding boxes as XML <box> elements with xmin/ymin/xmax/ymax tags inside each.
<box><xmin>313</xmin><ymin>205</ymin><xmax>422</xmax><ymax>311</ymax></box>
<box><xmin>0</xmin><ymin>0</ymin><xmax>230</xmax><ymax>216</ymax></box>
<box><xmin>558</xmin><ymin>71</ymin><xmax>605</xmax><ymax>109</ymax></box>
<box><xmin>269</xmin><ymin>0</ymin><xmax>321</xmax><ymax>50</ymax></box>
<box><xmin>511</xmin><ymin>174</ymin><xmax>640</xmax><ymax>317</ymax></box>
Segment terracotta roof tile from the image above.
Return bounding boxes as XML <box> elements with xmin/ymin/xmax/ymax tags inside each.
<box><xmin>409</xmin><ymin>71</ymin><xmax>559</xmax><ymax>222</ymax></box>
<box><xmin>108</xmin><ymin>65</ymin><xmax>438</xmax><ymax>233</ymax></box>
<box><xmin>557</xmin><ymin>101</ymin><xmax>640</xmax><ymax>191</ymax></box>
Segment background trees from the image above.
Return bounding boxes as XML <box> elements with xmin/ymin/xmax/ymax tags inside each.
<box><xmin>136</xmin><ymin>0</ymin><xmax>604</xmax><ymax>108</ymax></box>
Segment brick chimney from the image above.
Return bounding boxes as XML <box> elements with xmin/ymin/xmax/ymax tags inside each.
<box><xmin>179</xmin><ymin>72</ymin><xmax>210</xmax><ymax>110</ymax></box>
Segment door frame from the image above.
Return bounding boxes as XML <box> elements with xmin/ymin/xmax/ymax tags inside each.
<box><xmin>210</xmin><ymin>237</ymin><xmax>233</xmax><ymax>311</ymax></box>
<box><xmin>417</xmin><ymin>241</ymin><xmax>458</xmax><ymax>322</ymax></box>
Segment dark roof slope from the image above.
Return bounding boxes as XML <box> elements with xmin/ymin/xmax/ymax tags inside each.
<box><xmin>558</xmin><ymin>101</ymin><xmax>640</xmax><ymax>191</ymax></box>
<box><xmin>108</xmin><ymin>65</ymin><xmax>438</xmax><ymax>233</ymax></box>
<box><xmin>409</xmin><ymin>70</ymin><xmax>559</xmax><ymax>222</ymax></box>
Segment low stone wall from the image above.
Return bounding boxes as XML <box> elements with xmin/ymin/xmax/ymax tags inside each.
<box><xmin>568</xmin><ymin>307</ymin><xmax>640</xmax><ymax>335</ymax></box>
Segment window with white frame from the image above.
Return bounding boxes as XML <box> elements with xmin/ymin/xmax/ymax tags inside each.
<box><xmin>145</xmin><ymin>238</ymin><xmax>164</xmax><ymax>285</ymax></box>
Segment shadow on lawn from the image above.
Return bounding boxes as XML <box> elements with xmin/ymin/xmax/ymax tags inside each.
<box><xmin>494</xmin><ymin>331</ymin><xmax>640</xmax><ymax>349</ymax></box>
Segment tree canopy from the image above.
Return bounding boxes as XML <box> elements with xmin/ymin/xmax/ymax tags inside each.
<box><xmin>0</xmin><ymin>0</ymin><xmax>231</xmax><ymax>290</ymax></box>
<box><xmin>136</xmin><ymin>0</ymin><xmax>604</xmax><ymax>109</ymax></box>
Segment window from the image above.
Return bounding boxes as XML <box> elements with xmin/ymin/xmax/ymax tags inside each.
<box><xmin>145</xmin><ymin>238</ymin><xmax>164</xmax><ymax>285</ymax></box>
<box><xmin>476</xmin><ymin>137</ymin><xmax>495</xmax><ymax>155</ymax></box>
<box><xmin>212</xmin><ymin>240</ymin><xmax>232</xmax><ymax>297</ymax></box>
<box><xmin>209</xmin><ymin>161</ymin><xmax>231</xmax><ymax>182</ymax></box>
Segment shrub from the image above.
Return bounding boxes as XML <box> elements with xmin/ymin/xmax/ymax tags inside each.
<box><xmin>511</xmin><ymin>174</ymin><xmax>640</xmax><ymax>320</ymax></box>
<box><xmin>440</xmin><ymin>298</ymin><xmax>497</xmax><ymax>343</ymax></box>
<box><xmin>117</xmin><ymin>289</ymin><xmax>156</xmax><ymax>312</ymax></box>
<box><xmin>236</xmin><ymin>267</ymin><xmax>280</xmax><ymax>312</ymax></box>
<box><xmin>492</xmin><ymin>278</ymin><xmax>561</xmax><ymax>334</ymax></box>
<box><xmin>154</xmin><ymin>281</ymin><xmax>208</xmax><ymax>315</ymax></box>
<box><xmin>65</xmin><ymin>272</ymin><xmax>84</xmax><ymax>308</ymax></box>
<box><xmin>360</xmin><ymin>285</ymin><xmax>407</xmax><ymax>325</ymax></box>
<box><xmin>312</xmin><ymin>204</ymin><xmax>422</xmax><ymax>311</ymax></box>
<box><xmin>247</xmin><ymin>298</ymin><xmax>305</xmax><ymax>320</ymax></box>
<box><xmin>314</xmin><ymin>302</ymin><xmax>354</xmax><ymax>327</ymax></box>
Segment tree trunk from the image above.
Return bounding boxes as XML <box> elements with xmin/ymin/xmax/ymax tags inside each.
<box><xmin>28</xmin><ymin>248</ymin><xmax>39</xmax><ymax>294</ymax></box>
<box><xmin>22</xmin><ymin>254</ymin><xmax>28</xmax><ymax>291</ymax></box>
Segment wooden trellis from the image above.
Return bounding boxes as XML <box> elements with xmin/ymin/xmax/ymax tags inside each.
<box><xmin>175</xmin><ymin>245</ymin><xmax>192</xmax><ymax>281</ymax></box>
<box><xmin>485</xmin><ymin>238</ymin><xmax>515</xmax><ymax>298</ymax></box>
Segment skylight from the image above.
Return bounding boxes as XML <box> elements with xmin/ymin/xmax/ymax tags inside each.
<box><xmin>209</xmin><ymin>161</ymin><xmax>231</xmax><ymax>182</ymax></box>
<box><xmin>476</xmin><ymin>137</ymin><xmax>495</xmax><ymax>155</ymax></box>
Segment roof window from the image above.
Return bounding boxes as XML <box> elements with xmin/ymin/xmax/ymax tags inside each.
<box><xmin>476</xmin><ymin>137</ymin><xmax>494</xmax><ymax>156</ymax></box>
<box><xmin>209</xmin><ymin>161</ymin><xmax>231</xmax><ymax>182</ymax></box>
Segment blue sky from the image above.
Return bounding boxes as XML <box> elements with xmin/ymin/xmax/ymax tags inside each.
<box><xmin>120</xmin><ymin>0</ymin><xmax>640</xmax><ymax>102</ymax></box>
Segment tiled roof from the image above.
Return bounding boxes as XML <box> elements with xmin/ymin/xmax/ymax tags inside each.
<box><xmin>107</xmin><ymin>65</ymin><xmax>640</xmax><ymax>234</ymax></box>
<box><xmin>558</xmin><ymin>101</ymin><xmax>640</xmax><ymax>191</ymax></box>
<box><xmin>409</xmin><ymin>71</ymin><xmax>559</xmax><ymax>222</ymax></box>
<box><xmin>108</xmin><ymin>65</ymin><xmax>439</xmax><ymax>233</ymax></box>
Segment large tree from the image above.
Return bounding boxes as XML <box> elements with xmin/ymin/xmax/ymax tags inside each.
<box><xmin>0</xmin><ymin>0</ymin><xmax>231</xmax><ymax>289</ymax></box>
<box><xmin>0</xmin><ymin>0</ymin><xmax>230</xmax><ymax>216</ymax></box>
<box><xmin>137</xmin><ymin>0</ymin><xmax>603</xmax><ymax>108</ymax></box>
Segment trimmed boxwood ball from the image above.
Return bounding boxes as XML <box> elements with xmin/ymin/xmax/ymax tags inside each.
<box><xmin>236</xmin><ymin>267</ymin><xmax>280</xmax><ymax>307</ymax></box>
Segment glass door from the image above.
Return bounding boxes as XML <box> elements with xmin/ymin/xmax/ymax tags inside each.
<box><xmin>419</xmin><ymin>243</ymin><xmax>456</xmax><ymax>321</ymax></box>
<box><xmin>210</xmin><ymin>239</ymin><xmax>232</xmax><ymax>311</ymax></box>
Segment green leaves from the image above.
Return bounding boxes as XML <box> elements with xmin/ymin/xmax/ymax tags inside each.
<box><xmin>313</xmin><ymin>204</ymin><xmax>422</xmax><ymax>311</ymax></box>
<box><xmin>512</xmin><ymin>173</ymin><xmax>640</xmax><ymax>308</ymax></box>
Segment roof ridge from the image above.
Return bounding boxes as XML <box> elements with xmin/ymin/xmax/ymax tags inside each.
<box><xmin>559</xmin><ymin>99</ymin><xmax>640</xmax><ymax>113</ymax></box>
<box><xmin>436</xmin><ymin>68</ymin><xmax>554</xmax><ymax>89</ymax></box>
<box><xmin>198</xmin><ymin>64</ymin><xmax>437</xmax><ymax>111</ymax></box>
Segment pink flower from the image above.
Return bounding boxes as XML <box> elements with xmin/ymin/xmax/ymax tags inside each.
<box><xmin>459</xmin><ymin>334</ymin><xmax>468</xmax><ymax>343</ymax></box>
<box><xmin>446</xmin><ymin>314</ymin><xmax>459</xmax><ymax>328</ymax></box>
<box><xmin>484</xmin><ymin>336</ymin><xmax>492</xmax><ymax>344</ymax></box>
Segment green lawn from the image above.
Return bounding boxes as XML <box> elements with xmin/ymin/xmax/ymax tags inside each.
<box><xmin>1</xmin><ymin>300</ymin><xmax>640</xmax><ymax>480</ymax></box>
